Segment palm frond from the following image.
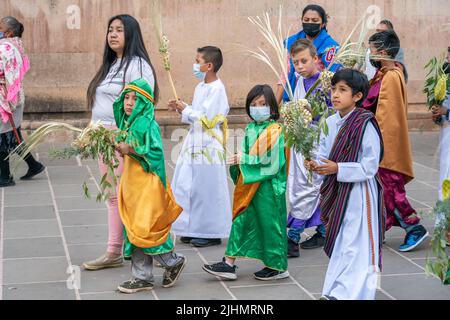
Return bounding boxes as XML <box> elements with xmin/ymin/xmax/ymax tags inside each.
<box><xmin>8</xmin><ymin>122</ymin><xmax>83</xmax><ymax>166</ymax></box>
<box><xmin>247</xmin><ymin>5</ymin><xmax>294</xmax><ymax>100</ymax></box>
<box><xmin>150</xmin><ymin>0</ymin><xmax>178</xmax><ymax>100</ymax></box>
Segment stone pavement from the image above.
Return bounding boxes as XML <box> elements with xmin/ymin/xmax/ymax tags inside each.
<box><xmin>0</xmin><ymin>131</ymin><xmax>449</xmax><ymax>300</ymax></box>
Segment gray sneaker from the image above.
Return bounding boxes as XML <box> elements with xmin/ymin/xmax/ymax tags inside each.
<box><xmin>82</xmin><ymin>253</ymin><xmax>124</xmax><ymax>271</ymax></box>
<box><xmin>118</xmin><ymin>278</ymin><xmax>154</xmax><ymax>294</ymax></box>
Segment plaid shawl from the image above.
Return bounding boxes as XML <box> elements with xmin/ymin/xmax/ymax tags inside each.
<box><xmin>320</xmin><ymin>108</ymin><xmax>385</xmax><ymax>268</ymax></box>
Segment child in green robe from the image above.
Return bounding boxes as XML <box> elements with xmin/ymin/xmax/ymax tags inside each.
<box><xmin>113</xmin><ymin>78</ymin><xmax>186</xmax><ymax>293</ymax></box>
<box><xmin>202</xmin><ymin>84</ymin><xmax>289</xmax><ymax>281</ymax></box>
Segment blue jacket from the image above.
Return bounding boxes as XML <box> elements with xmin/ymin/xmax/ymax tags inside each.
<box><xmin>283</xmin><ymin>29</ymin><xmax>341</xmax><ymax>102</ymax></box>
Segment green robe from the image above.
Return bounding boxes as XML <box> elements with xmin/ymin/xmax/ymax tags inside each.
<box><xmin>225</xmin><ymin>120</ymin><xmax>288</xmax><ymax>271</ymax></box>
<box><xmin>113</xmin><ymin>78</ymin><xmax>174</xmax><ymax>258</ymax></box>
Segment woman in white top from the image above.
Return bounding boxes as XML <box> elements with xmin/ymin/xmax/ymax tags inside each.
<box><xmin>82</xmin><ymin>14</ymin><xmax>159</xmax><ymax>271</ymax></box>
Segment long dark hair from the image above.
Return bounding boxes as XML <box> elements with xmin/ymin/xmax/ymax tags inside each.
<box><xmin>87</xmin><ymin>14</ymin><xmax>159</xmax><ymax>109</ymax></box>
<box><xmin>245</xmin><ymin>85</ymin><xmax>280</xmax><ymax>121</ymax></box>
<box><xmin>302</xmin><ymin>4</ymin><xmax>328</xmax><ymax>29</ymax></box>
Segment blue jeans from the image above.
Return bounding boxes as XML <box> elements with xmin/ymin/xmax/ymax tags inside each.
<box><xmin>288</xmin><ymin>224</ymin><xmax>326</xmax><ymax>244</ymax></box>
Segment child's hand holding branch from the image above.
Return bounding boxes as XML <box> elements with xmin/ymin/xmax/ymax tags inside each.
<box><xmin>168</xmin><ymin>99</ymin><xmax>186</xmax><ymax>113</ymax></box>
<box><xmin>117</xmin><ymin>142</ymin><xmax>131</xmax><ymax>156</ymax></box>
<box><xmin>431</xmin><ymin>104</ymin><xmax>448</xmax><ymax>122</ymax></box>
<box><xmin>227</xmin><ymin>153</ymin><xmax>242</xmax><ymax>165</ymax></box>
<box><xmin>313</xmin><ymin>159</ymin><xmax>338</xmax><ymax>176</ymax></box>
<box><xmin>304</xmin><ymin>159</ymin><xmax>317</xmax><ymax>171</ymax></box>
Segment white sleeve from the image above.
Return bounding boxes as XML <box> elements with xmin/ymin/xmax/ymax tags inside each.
<box><xmin>181</xmin><ymin>86</ymin><xmax>229</xmax><ymax>125</ymax></box>
<box><xmin>316</xmin><ymin>117</ymin><xmax>333</xmax><ymax>163</ymax></box>
<box><xmin>311</xmin><ymin>126</ymin><xmax>330</xmax><ymax>184</ymax></box>
<box><xmin>365</xmin><ymin>49</ymin><xmax>377</xmax><ymax>81</ymax></box>
<box><xmin>336</xmin><ymin>122</ymin><xmax>381</xmax><ymax>183</ymax></box>
<box><xmin>127</xmin><ymin>58</ymin><xmax>155</xmax><ymax>91</ymax></box>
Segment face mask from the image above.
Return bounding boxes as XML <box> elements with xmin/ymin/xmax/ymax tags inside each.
<box><xmin>370</xmin><ymin>59</ymin><xmax>382</xmax><ymax>70</ymax></box>
<box><xmin>193</xmin><ymin>63</ymin><xmax>206</xmax><ymax>80</ymax></box>
<box><xmin>303</xmin><ymin>23</ymin><xmax>322</xmax><ymax>38</ymax></box>
<box><xmin>443</xmin><ymin>62</ymin><xmax>450</xmax><ymax>75</ymax></box>
<box><xmin>250</xmin><ymin>106</ymin><xmax>271</xmax><ymax>122</ymax></box>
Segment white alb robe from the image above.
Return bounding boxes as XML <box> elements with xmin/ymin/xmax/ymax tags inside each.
<box><xmin>288</xmin><ymin>76</ymin><xmax>322</xmax><ymax>220</ymax></box>
<box><xmin>319</xmin><ymin>110</ymin><xmax>382</xmax><ymax>300</ymax></box>
<box><xmin>171</xmin><ymin>79</ymin><xmax>232</xmax><ymax>238</ymax></box>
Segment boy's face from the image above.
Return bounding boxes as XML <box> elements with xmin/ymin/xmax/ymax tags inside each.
<box><xmin>124</xmin><ymin>91</ymin><xmax>137</xmax><ymax>116</ymax></box>
<box><xmin>292</xmin><ymin>49</ymin><xmax>319</xmax><ymax>78</ymax></box>
<box><xmin>195</xmin><ymin>53</ymin><xmax>213</xmax><ymax>73</ymax></box>
<box><xmin>331</xmin><ymin>81</ymin><xmax>363</xmax><ymax>113</ymax></box>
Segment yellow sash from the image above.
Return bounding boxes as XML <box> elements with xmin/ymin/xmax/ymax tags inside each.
<box><xmin>199</xmin><ymin>114</ymin><xmax>228</xmax><ymax>149</ymax></box>
<box><xmin>232</xmin><ymin>123</ymin><xmax>282</xmax><ymax>220</ymax></box>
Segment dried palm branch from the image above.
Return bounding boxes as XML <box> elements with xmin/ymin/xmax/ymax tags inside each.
<box><xmin>150</xmin><ymin>0</ymin><xmax>179</xmax><ymax>101</ymax></box>
<box><xmin>9</xmin><ymin>122</ymin><xmax>126</xmax><ymax>202</ymax></box>
<box><xmin>248</xmin><ymin>5</ymin><xmax>295</xmax><ymax>100</ymax></box>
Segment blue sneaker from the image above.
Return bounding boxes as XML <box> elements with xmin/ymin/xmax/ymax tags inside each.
<box><xmin>398</xmin><ymin>225</ymin><xmax>429</xmax><ymax>252</ymax></box>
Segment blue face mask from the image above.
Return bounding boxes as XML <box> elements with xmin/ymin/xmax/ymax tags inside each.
<box><xmin>193</xmin><ymin>63</ymin><xmax>206</xmax><ymax>80</ymax></box>
<box><xmin>250</xmin><ymin>106</ymin><xmax>271</xmax><ymax>122</ymax></box>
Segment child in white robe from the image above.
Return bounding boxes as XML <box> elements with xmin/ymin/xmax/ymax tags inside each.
<box><xmin>286</xmin><ymin>39</ymin><xmax>331</xmax><ymax>257</ymax></box>
<box><xmin>307</xmin><ymin>69</ymin><xmax>385</xmax><ymax>300</ymax></box>
<box><xmin>168</xmin><ymin>46</ymin><xmax>232</xmax><ymax>247</ymax></box>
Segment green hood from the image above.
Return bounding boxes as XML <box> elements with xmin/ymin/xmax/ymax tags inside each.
<box><xmin>113</xmin><ymin>78</ymin><xmax>155</xmax><ymax>129</ymax></box>
<box><xmin>112</xmin><ymin>78</ymin><xmax>166</xmax><ymax>186</ymax></box>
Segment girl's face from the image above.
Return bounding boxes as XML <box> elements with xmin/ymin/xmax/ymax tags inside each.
<box><xmin>108</xmin><ymin>19</ymin><xmax>125</xmax><ymax>57</ymax></box>
<box><xmin>250</xmin><ymin>95</ymin><xmax>267</xmax><ymax>107</ymax></box>
<box><xmin>331</xmin><ymin>81</ymin><xmax>362</xmax><ymax>116</ymax></box>
<box><xmin>124</xmin><ymin>91</ymin><xmax>137</xmax><ymax>116</ymax></box>
<box><xmin>302</xmin><ymin>10</ymin><xmax>325</xmax><ymax>29</ymax></box>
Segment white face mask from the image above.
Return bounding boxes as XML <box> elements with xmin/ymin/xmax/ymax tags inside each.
<box><xmin>193</xmin><ymin>63</ymin><xmax>206</xmax><ymax>80</ymax></box>
<box><xmin>250</xmin><ymin>106</ymin><xmax>271</xmax><ymax>122</ymax></box>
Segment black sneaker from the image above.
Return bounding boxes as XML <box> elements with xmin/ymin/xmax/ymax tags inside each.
<box><xmin>162</xmin><ymin>256</ymin><xmax>186</xmax><ymax>288</ymax></box>
<box><xmin>320</xmin><ymin>295</ymin><xmax>337</xmax><ymax>300</ymax></box>
<box><xmin>202</xmin><ymin>258</ymin><xmax>237</xmax><ymax>280</ymax></box>
<box><xmin>190</xmin><ymin>238</ymin><xmax>222</xmax><ymax>247</ymax></box>
<box><xmin>253</xmin><ymin>267</ymin><xmax>289</xmax><ymax>281</ymax></box>
<box><xmin>300</xmin><ymin>232</ymin><xmax>325</xmax><ymax>249</ymax></box>
<box><xmin>118</xmin><ymin>278</ymin><xmax>154</xmax><ymax>294</ymax></box>
<box><xmin>20</xmin><ymin>163</ymin><xmax>45</xmax><ymax>180</ymax></box>
<box><xmin>0</xmin><ymin>177</ymin><xmax>15</xmax><ymax>188</ymax></box>
<box><xmin>180</xmin><ymin>237</ymin><xmax>194</xmax><ymax>244</ymax></box>
<box><xmin>287</xmin><ymin>238</ymin><xmax>300</xmax><ymax>258</ymax></box>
